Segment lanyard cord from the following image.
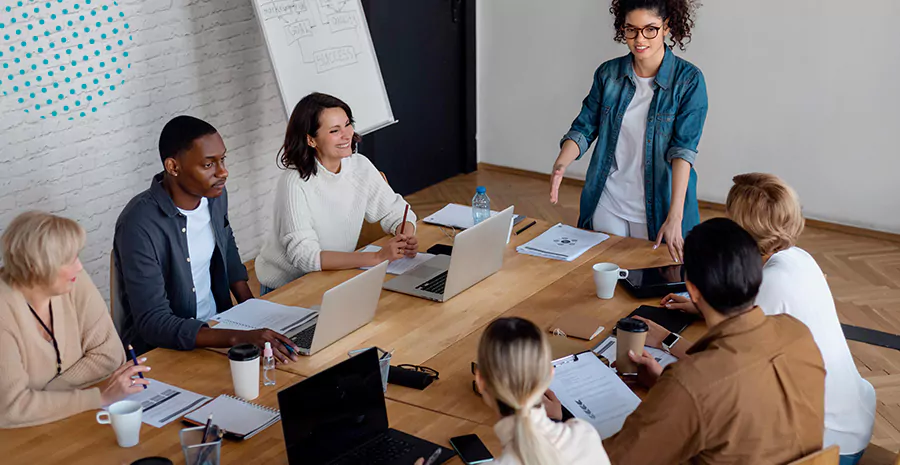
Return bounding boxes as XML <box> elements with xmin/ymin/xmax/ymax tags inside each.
<box><xmin>27</xmin><ymin>302</ymin><xmax>62</xmax><ymax>376</ymax></box>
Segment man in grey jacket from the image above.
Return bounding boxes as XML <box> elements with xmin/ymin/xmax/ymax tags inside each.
<box><xmin>114</xmin><ymin>115</ymin><xmax>298</xmax><ymax>361</ymax></box>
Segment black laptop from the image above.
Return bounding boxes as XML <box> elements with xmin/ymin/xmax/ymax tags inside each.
<box><xmin>278</xmin><ymin>348</ymin><xmax>456</xmax><ymax>465</ymax></box>
<box><xmin>621</xmin><ymin>264</ymin><xmax>687</xmax><ymax>298</ymax></box>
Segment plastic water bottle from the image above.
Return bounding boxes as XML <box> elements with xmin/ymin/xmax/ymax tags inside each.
<box><xmin>262</xmin><ymin>342</ymin><xmax>276</xmax><ymax>386</ymax></box>
<box><xmin>472</xmin><ymin>186</ymin><xmax>491</xmax><ymax>226</ymax></box>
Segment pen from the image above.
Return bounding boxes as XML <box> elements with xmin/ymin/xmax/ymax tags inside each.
<box><xmin>399</xmin><ymin>204</ymin><xmax>410</xmax><ymax>236</ymax></box>
<box><xmin>380</xmin><ymin>349</ymin><xmax>394</xmax><ymax>361</ymax></box>
<box><xmin>126</xmin><ymin>344</ymin><xmax>147</xmax><ymax>390</ymax></box>
<box><xmin>515</xmin><ymin>220</ymin><xmax>537</xmax><ymax>235</ymax></box>
<box><xmin>196</xmin><ymin>414</ymin><xmax>214</xmax><ymax>465</ymax></box>
<box><xmin>423</xmin><ymin>447</ymin><xmax>442</xmax><ymax>465</ymax></box>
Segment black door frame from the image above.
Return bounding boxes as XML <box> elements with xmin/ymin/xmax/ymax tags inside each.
<box><xmin>462</xmin><ymin>0</ymin><xmax>477</xmax><ymax>173</ymax></box>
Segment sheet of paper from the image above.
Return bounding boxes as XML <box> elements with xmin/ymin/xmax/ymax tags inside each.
<box><xmin>358</xmin><ymin>245</ymin><xmax>437</xmax><ymax>275</ymax></box>
<box><xmin>118</xmin><ymin>379</ymin><xmax>212</xmax><ymax>428</ymax></box>
<box><xmin>592</xmin><ymin>335</ymin><xmax>679</xmax><ymax>369</ymax></box>
<box><xmin>516</xmin><ymin>223</ymin><xmax>609</xmax><ymax>262</ymax></box>
<box><xmin>423</xmin><ymin>203</ymin><xmax>499</xmax><ymax>229</ymax></box>
<box><xmin>209</xmin><ymin>299</ymin><xmax>316</xmax><ymax>334</ymax></box>
<box><xmin>550</xmin><ymin>353</ymin><xmax>641</xmax><ymax>439</ymax></box>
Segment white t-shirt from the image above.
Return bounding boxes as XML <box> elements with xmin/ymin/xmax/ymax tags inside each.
<box><xmin>756</xmin><ymin>247</ymin><xmax>876</xmax><ymax>455</ymax></box>
<box><xmin>177</xmin><ymin>197</ymin><xmax>217</xmax><ymax>323</ymax></box>
<box><xmin>597</xmin><ymin>71</ymin><xmax>654</xmax><ymax>224</ymax></box>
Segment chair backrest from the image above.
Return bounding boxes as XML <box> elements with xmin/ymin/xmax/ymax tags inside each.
<box><xmin>355</xmin><ymin>171</ymin><xmax>393</xmax><ymax>250</ymax></box>
<box><xmin>787</xmin><ymin>446</ymin><xmax>840</xmax><ymax>465</ymax></box>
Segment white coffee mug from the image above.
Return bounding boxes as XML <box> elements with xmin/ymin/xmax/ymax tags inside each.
<box><xmin>228</xmin><ymin>343</ymin><xmax>260</xmax><ymax>401</ymax></box>
<box><xmin>96</xmin><ymin>400</ymin><xmax>142</xmax><ymax>448</ymax></box>
<box><xmin>593</xmin><ymin>263</ymin><xmax>629</xmax><ymax>299</ymax></box>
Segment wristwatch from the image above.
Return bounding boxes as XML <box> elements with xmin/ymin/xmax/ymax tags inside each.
<box><xmin>662</xmin><ymin>332</ymin><xmax>682</xmax><ymax>354</ymax></box>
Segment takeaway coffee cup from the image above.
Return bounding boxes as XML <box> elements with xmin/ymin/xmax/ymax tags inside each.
<box><xmin>615</xmin><ymin>317</ymin><xmax>648</xmax><ymax>376</ymax></box>
<box><xmin>228</xmin><ymin>343</ymin><xmax>260</xmax><ymax>400</ymax></box>
<box><xmin>96</xmin><ymin>400</ymin><xmax>142</xmax><ymax>448</ymax></box>
<box><xmin>593</xmin><ymin>263</ymin><xmax>629</xmax><ymax>299</ymax></box>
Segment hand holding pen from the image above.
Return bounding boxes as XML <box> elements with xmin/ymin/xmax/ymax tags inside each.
<box><xmin>100</xmin><ymin>355</ymin><xmax>151</xmax><ymax>405</ymax></box>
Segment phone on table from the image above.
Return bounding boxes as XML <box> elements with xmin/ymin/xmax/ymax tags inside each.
<box><xmin>449</xmin><ymin>434</ymin><xmax>494</xmax><ymax>464</ymax></box>
<box><xmin>427</xmin><ymin>244</ymin><xmax>454</xmax><ymax>256</ymax></box>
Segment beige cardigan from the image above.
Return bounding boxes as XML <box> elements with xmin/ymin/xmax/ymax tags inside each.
<box><xmin>0</xmin><ymin>270</ymin><xmax>125</xmax><ymax>428</ymax></box>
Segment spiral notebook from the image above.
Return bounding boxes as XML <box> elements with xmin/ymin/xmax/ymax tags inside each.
<box><xmin>184</xmin><ymin>395</ymin><xmax>281</xmax><ymax>440</ymax></box>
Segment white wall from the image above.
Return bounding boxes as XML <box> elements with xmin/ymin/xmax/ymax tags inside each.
<box><xmin>477</xmin><ymin>0</ymin><xmax>900</xmax><ymax>233</ymax></box>
<box><xmin>0</xmin><ymin>0</ymin><xmax>287</xmax><ymax>300</ymax></box>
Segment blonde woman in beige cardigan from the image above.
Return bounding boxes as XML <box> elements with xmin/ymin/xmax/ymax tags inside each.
<box><xmin>0</xmin><ymin>212</ymin><xmax>151</xmax><ymax>428</ymax></box>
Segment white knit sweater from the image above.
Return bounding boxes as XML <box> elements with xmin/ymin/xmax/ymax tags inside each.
<box><xmin>255</xmin><ymin>154</ymin><xmax>416</xmax><ymax>289</ymax></box>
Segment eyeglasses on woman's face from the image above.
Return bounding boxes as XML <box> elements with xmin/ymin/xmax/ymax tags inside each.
<box><xmin>623</xmin><ymin>25</ymin><xmax>661</xmax><ymax>40</ymax></box>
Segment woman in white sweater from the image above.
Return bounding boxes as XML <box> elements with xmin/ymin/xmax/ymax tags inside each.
<box><xmin>649</xmin><ymin>173</ymin><xmax>875</xmax><ymax>465</ymax></box>
<box><xmin>256</xmin><ymin>93</ymin><xmax>418</xmax><ymax>292</ymax></box>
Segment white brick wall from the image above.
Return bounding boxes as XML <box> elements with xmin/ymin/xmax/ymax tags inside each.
<box><xmin>0</xmin><ymin>0</ymin><xmax>287</xmax><ymax>302</ymax></box>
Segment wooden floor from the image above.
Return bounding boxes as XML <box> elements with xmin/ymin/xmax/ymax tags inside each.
<box><xmin>402</xmin><ymin>165</ymin><xmax>900</xmax><ymax>462</ymax></box>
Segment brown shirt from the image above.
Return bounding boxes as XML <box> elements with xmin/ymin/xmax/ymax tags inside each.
<box><xmin>604</xmin><ymin>307</ymin><xmax>825</xmax><ymax>465</ymax></box>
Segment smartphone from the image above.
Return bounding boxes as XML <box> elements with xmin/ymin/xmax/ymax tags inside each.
<box><xmin>427</xmin><ymin>244</ymin><xmax>453</xmax><ymax>256</ymax></box>
<box><xmin>449</xmin><ymin>434</ymin><xmax>493</xmax><ymax>464</ymax></box>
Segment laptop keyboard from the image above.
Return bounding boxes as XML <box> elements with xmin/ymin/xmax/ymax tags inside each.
<box><xmin>415</xmin><ymin>271</ymin><xmax>448</xmax><ymax>295</ymax></box>
<box><xmin>290</xmin><ymin>324</ymin><xmax>317</xmax><ymax>350</ymax></box>
<box><xmin>332</xmin><ymin>434</ymin><xmax>414</xmax><ymax>465</ymax></box>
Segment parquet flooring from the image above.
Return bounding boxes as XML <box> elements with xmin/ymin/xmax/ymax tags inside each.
<box><xmin>402</xmin><ymin>166</ymin><xmax>900</xmax><ymax>463</ymax></box>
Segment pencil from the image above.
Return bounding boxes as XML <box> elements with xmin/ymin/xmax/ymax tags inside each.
<box><xmin>126</xmin><ymin>344</ymin><xmax>147</xmax><ymax>390</ymax></box>
<box><xmin>515</xmin><ymin>220</ymin><xmax>537</xmax><ymax>235</ymax></box>
<box><xmin>399</xmin><ymin>204</ymin><xmax>410</xmax><ymax>236</ymax></box>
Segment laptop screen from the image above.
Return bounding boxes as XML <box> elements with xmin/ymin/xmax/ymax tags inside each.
<box><xmin>278</xmin><ymin>348</ymin><xmax>389</xmax><ymax>464</ymax></box>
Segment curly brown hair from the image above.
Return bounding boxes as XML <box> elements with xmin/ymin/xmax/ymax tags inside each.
<box><xmin>610</xmin><ymin>0</ymin><xmax>700</xmax><ymax>51</ymax></box>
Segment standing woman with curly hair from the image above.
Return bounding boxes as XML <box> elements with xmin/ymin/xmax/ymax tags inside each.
<box><xmin>550</xmin><ymin>0</ymin><xmax>706</xmax><ymax>263</ymax></box>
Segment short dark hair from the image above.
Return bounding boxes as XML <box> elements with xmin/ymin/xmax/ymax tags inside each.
<box><xmin>683</xmin><ymin>218</ymin><xmax>763</xmax><ymax>316</ymax></box>
<box><xmin>158</xmin><ymin>115</ymin><xmax>218</xmax><ymax>164</ymax></box>
<box><xmin>279</xmin><ymin>92</ymin><xmax>361</xmax><ymax>181</ymax></box>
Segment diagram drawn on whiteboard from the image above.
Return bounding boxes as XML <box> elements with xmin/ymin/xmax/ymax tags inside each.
<box><xmin>258</xmin><ymin>0</ymin><xmax>364</xmax><ymax>74</ymax></box>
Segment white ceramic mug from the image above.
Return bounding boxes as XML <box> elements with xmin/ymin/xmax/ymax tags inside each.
<box><xmin>593</xmin><ymin>263</ymin><xmax>629</xmax><ymax>299</ymax></box>
<box><xmin>96</xmin><ymin>400</ymin><xmax>142</xmax><ymax>448</ymax></box>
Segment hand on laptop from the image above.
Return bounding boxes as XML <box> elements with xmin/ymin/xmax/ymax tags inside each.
<box><xmin>240</xmin><ymin>329</ymin><xmax>299</xmax><ymax>363</ymax></box>
<box><xmin>661</xmin><ymin>293</ymin><xmax>699</xmax><ymax>314</ymax></box>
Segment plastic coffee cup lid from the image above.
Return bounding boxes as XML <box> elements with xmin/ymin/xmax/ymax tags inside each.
<box><xmin>616</xmin><ymin>317</ymin><xmax>648</xmax><ymax>333</ymax></box>
<box><xmin>228</xmin><ymin>343</ymin><xmax>260</xmax><ymax>361</ymax></box>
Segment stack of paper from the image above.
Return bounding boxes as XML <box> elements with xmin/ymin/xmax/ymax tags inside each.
<box><xmin>210</xmin><ymin>299</ymin><xmax>316</xmax><ymax>335</ymax></box>
<box><xmin>516</xmin><ymin>223</ymin><xmax>609</xmax><ymax>261</ymax></box>
<box><xmin>359</xmin><ymin>245</ymin><xmax>436</xmax><ymax>275</ymax></box>
<box><xmin>120</xmin><ymin>380</ymin><xmax>212</xmax><ymax>428</ymax></box>
<box><xmin>550</xmin><ymin>352</ymin><xmax>641</xmax><ymax>439</ymax></box>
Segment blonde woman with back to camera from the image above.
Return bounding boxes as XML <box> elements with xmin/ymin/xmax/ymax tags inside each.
<box><xmin>0</xmin><ymin>212</ymin><xmax>151</xmax><ymax>428</ymax></box>
<box><xmin>415</xmin><ymin>317</ymin><xmax>609</xmax><ymax>465</ymax></box>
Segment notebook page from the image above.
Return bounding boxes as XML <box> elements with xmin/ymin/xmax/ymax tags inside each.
<box><xmin>185</xmin><ymin>395</ymin><xmax>280</xmax><ymax>437</ymax></box>
<box><xmin>358</xmin><ymin>245</ymin><xmax>436</xmax><ymax>275</ymax></box>
<box><xmin>210</xmin><ymin>299</ymin><xmax>316</xmax><ymax>334</ymax></box>
<box><xmin>550</xmin><ymin>353</ymin><xmax>640</xmax><ymax>439</ymax></box>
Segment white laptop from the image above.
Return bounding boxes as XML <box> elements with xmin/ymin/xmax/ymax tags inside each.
<box><xmin>383</xmin><ymin>206</ymin><xmax>514</xmax><ymax>302</ymax></box>
<box><xmin>288</xmin><ymin>261</ymin><xmax>388</xmax><ymax>356</ymax></box>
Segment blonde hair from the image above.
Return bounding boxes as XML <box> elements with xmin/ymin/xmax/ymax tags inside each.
<box><xmin>477</xmin><ymin>317</ymin><xmax>560</xmax><ymax>465</ymax></box>
<box><xmin>1</xmin><ymin>211</ymin><xmax>86</xmax><ymax>288</ymax></box>
<box><xmin>726</xmin><ymin>173</ymin><xmax>805</xmax><ymax>256</ymax></box>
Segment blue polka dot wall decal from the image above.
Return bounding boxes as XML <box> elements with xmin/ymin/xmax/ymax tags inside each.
<box><xmin>1</xmin><ymin>0</ymin><xmax>131</xmax><ymax>119</ymax></box>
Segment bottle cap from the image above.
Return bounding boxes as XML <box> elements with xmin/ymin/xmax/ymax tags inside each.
<box><xmin>476</xmin><ymin>186</ymin><xmax>486</xmax><ymax>194</ymax></box>
<box><xmin>264</xmin><ymin>342</ymin><xmax>273</xmax><ymax>358</ymax></box>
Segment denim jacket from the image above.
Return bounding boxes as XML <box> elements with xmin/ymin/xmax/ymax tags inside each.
<box><xmin>113</xmin><ymin>172</ymin><xmax>248</xmax><ymax>355</ymax></box>
<box><xmin>561</xmin><ymin>47</ymin><xmax>708</xmax><ymax>240</ymax></box>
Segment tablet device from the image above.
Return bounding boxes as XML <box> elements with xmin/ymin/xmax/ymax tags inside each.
<box><xmin>621</xmin><ymin>264</ymin><xmax>687</xmax><ymax>298</ymax></box>
<box><xmin>612</xmin><ymin>305</ymin><xmax>700</xmax><ymax>336</ymax></box>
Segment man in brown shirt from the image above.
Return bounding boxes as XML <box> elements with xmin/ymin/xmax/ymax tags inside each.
<box><xmin>604</xmin><ymin>218</ymin><xmax>825</xmax><ymax>464</ymax></box>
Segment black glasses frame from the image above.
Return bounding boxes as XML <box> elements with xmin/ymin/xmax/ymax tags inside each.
<box><xmin>397</xmin><ymin>364</ymin><xmax>439</xmax><ymax>379</ymax></box>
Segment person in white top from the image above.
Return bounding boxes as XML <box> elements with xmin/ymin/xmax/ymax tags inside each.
<box><xmin>176</xmin><ymin>196</ymin><xmax>217</xmax><ymax>322</ymax></box>
<box><xmin>255</xmin><ymin>93</ymin><xmax>418</xmax><ymax>293</ymax></box>
<box><xmin>412</xmin><ymin>316</ymin><xmax>609</xmax><ymax>465</ymax></box>
<box><xmin>644</xmin><ymin>173</ymin><xmax>875</xmax><ymax>465</ymax></box>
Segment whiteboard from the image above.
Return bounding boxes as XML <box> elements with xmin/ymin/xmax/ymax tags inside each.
<box><xmin>250</xmin><ymin>0</ymin><xmax>395</xmax><ymax>134</ymax></box>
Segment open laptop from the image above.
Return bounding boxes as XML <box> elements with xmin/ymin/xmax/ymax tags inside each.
<box><xmin>384</xmin><ymin>206</ymin><xmax>514</xmax><ymax>302</ymax></box>
<box><xmin>279</xmin><ymin>348</ymin><xmax>455</xmax><ymax>465</ymax></box>
<box><xmin>288</xmin><ymin>261</ymin><xmax>387</xmax><ymax>356</ymax></box>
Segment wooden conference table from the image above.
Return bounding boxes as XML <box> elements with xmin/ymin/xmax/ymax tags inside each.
<box><xmin>1</xmin><ymin>219</ymin><xmax>706</xmax><ymax>464</ymax></box>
